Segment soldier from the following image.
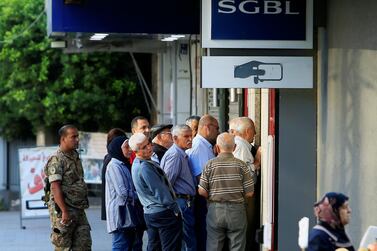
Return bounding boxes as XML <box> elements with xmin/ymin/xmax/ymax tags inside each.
<box><xmin>44</xmin><ymin>125</ymin><xmax>92</xmax><ymax>251</ymax></box>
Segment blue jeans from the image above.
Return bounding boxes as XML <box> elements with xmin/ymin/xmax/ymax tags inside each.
<box><xmin>112</xmin><ymin>228</ymin><xmax>143</xmax><ymax>251</ymax></box>
<box><xmin>144</xmin><ymin>209</ymin><xmax>182</xmax><ymax>251</ymax></box>
<box><xmin>177</xmin><ymin>198</ymin><xmax>197</xmax><ymax>251</ymax></box>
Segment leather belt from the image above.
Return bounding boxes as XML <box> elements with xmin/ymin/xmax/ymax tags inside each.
<box><xmin>176</xmin><ymin>194</ymin><xmax>194</xmax><ymax>200</ymax></box>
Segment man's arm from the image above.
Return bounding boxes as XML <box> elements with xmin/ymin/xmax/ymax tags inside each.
<box><xmin>253</xmin><ymin>146</ymin><xmax>262</xmax><ymax>170</ymax></box>
<box><xmin>160</xmin><ymin>152</ymin><xmax>181</xmax><ymax>186</ymax></box>
<box><xmin>245</xmin><ymin>191</ymin><xmax>254</xmax><ymax>198</ymax></box>
<box><xmin>198</xmin><ymin>186</ymin><xmax>208</xmax><ymax>198</ymax></box>
<box><xmin>141</xmin><ymin>163</ymin><xmax>175</xmax><ymax>205</ymax></box>
<box><xmin>50</xmin><ymin>181</ymin><xmax>70</xmax><ymax>224</ymax></box>
<box><xmin>106</xmin><ymin>162</ymin><xmax>132</xmax><ymax>199</ymax></box>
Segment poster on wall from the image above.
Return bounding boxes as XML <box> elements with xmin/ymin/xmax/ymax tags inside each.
<box><xmin>79</xmin><ymin>132</ymin><xmax>107</xmax><ymax>184</ymax></box>
<box><xmin>18</xmin><ymin>146</ymin><xmax>56</xmax><ymax>218</ymax></box>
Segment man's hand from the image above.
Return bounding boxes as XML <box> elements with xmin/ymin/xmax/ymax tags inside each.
<box><xmin>198</xmin><ymin>187</ymin><xmax>209</xmax><ymax>199</ymax></box>
<box><xmin>245</xmin><ymin>191</ymin><xmax>254</xmax><ymax>198</ymax></box>
<box><xmin>51</xmin><ymin>181</ymin><xmax>70</xmax><ymax>224</ymax></box>
<box><xmin>253</xmin><ymin>147</ymin><xmax>262</xmax><ymax>170</ymax></box>
<box><xmin>61</xmin><ymin>210</ymin><xmax>71</xmax><ymax>226</ymax></box>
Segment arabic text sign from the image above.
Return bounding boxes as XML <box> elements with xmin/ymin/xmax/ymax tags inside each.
<box><xmin>18</xmin><ymin>147</ymin><xmax>56</xmax><ymax>218</ymax></box>
<box><xmin>202</xmin><ymin>56</ymin><xmax>313</xmax><ymax>88</ymax></box>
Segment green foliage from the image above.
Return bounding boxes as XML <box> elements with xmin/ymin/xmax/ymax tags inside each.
<box><xmin>0</xmin><ymin>0</ymin><xmax>148</xmax><ymax>139</ymax></box>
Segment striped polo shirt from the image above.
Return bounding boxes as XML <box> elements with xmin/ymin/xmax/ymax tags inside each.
<box><xmin>199</xmin><ymin>152</ymin><xmax>254</xmax><ymax>203</ymax></box>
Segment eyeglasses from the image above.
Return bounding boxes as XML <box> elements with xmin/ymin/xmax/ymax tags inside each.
<box><xmin>139</xmin><ymin>142</ymin><xmax>151</xmax><ymax>150</ymax></box>
<box><xmin>160</xmin><ymin>132</ymin><xmax>172</xmax><ymax>136</ymax></box>
<box><xmin>208</xmin><ymin>124</ymin><xmax>219</xmax><ymax>131</ymax></box>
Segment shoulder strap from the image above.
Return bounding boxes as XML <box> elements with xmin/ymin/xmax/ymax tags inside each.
<box><xmin>313</xmin><ymin>225</ymin><xmax>338</xmax><ymax>241</ymax></box>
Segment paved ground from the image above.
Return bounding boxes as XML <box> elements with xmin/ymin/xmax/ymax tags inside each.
<box><xmin>0</xmin><ymin>206</ymin><xmax>112</xmax><ymax>251</ymax></box>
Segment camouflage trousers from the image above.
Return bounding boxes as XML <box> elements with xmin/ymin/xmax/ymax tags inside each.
<box><xmin>48</xmin><ymin>203</ymin><xmax>92</xmax><ymax>251</ymax></box>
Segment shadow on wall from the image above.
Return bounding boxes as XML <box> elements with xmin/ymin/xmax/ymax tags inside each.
<box><xmin>319</xmin><ymin>48</ymin><xmax>377</xmax><ymax>245</ymax></box>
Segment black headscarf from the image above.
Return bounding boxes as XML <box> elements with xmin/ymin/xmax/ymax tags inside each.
<box><xmin>107</xmin><ymin>135</ymin><xmax>129</xmax><ymax>166</ymax></box>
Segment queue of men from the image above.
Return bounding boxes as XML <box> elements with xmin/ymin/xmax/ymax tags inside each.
<box><xmin>130</xmin><ymin>115</ymin><xmax>259</xmax><ymax>250</ymax></box>
<box><xmin>43</xmin><ymin>114</ymin><xmax>261</xmax><ymax>251</ymax></box>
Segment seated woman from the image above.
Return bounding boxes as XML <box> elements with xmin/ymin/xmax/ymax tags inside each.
<box><xmin>308</xmin><ymin>192</ymin><xmax>355</xmax><ymax>251</ymax></box>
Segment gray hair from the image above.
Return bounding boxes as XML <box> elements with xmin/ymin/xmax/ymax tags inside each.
<box><xmin>233</xmin><ymin>117</ymin><xmax>254</xmax><ymax>134</ymax></box>
<box><xmin>172</xmin><ymin>124</ymin><xmax>191</xmax><ymax>137</ymax></box>
<box><xmin>216</xmin><ymin>132</ymin><xmax>235</xmax><ymax>152</ymax></box>
<box><xmin>228</xmin><ymin>118</ymin><xmax>240</xmax><ymax>133</ymax></box>
<box><xmin>129</xmin><ymin>133</ymin><xmax>147</xmax><ymax>151</ymax></box>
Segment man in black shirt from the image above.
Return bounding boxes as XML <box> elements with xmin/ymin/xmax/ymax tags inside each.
<box><xmin>150</xmin><ymin>124</ymin><xmax>173</xmax><ymax>163</ymax></box>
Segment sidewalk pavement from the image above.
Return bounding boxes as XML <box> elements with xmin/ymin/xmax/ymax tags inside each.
<box><xmin>0</xmin><ymin>206</ymin><xmax>112</xmax><ymax>251</ymax></box>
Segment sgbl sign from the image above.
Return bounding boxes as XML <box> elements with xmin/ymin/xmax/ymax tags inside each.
<box><xmin>211</xmin><ymin>0</ymin><xmax>306</xmax><ymax>40</ymax></box>
<box><xmin>217</xmin><ymin>0</ymin><xmax>300</xmax><ymax>15</ymax></box>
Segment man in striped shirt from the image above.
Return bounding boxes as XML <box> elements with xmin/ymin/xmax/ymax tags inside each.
<box><xmin>198</xmin><ymin>132</ymin><xmax>254</xmax><ymax>251</ymax></box>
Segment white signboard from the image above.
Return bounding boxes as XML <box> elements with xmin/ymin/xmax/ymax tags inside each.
<box><xmin>18</xmin><ymin>147</ymin><xmax>56</xmax><ymax>218</ymax></box>
<box><xmin>202</xmin><ymin>56</ymin><xmax>313</xmax><ymax>88</ymax></box>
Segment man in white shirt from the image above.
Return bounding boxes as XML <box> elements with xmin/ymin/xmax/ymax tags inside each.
<box><xmin>229</xmin><ymin>117</ymin><xmax>260</xmax><ymax>251</ymax></box>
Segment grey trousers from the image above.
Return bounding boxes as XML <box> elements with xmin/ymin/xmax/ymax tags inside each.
<box><xmin>206</xmin><ymin>202</ymin><xmax>247</xmax><ymax>251</ymax></box>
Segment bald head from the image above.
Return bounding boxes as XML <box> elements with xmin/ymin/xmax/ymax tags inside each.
<box><xmin>198</xmin><ymin>115</ymin><xmax>216</xmax><ymax>129</ymax></box>
<box><xmin>197</xmin><ymin>115</ymin><xmax>219</xmax><ymax>145</ymax></box>
<box><xmin>216</xmin><ymin>133</ymin><xmax>235</xmax><ymax>153</ymax></box>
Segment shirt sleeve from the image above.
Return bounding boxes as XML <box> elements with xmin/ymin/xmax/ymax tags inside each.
<box><xmin>198</xmin><ymin>162</ymin><xmax>210</xmax><ymax>192</ymax></box>
<box><xmin>241</xmin><ymin>162</ymin><xmax>254</xmax><ymax>193</ymax></box>
<box><xmin>188</xmin><ymin>147</ymin><xmax>214</xmax><ymax>177</ymax></box>
<box><xmin>233</xmin><ymin>143</ymin><xmax>256</xmax><ymax>172</ymax></box>
<box><xmin>106</xmin><ymin>161</ymin><xmax>132</xmax><ymax>200</ymax></box>
<box><xmin>140</xmin><ymin>163</ymin><xmax>175</xmax><ymax>206</ymax></box>
<box><xmin>46</xmin><ymin>156</ymin><xmax>63</xmax><ymax>183</ymax></box>
<box><xmin>161</xmin><ymin>152</ymin><xmax>182</xmax><ymax>186</ymax></box>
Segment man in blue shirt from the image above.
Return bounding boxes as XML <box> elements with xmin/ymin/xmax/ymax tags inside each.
<box><xmin>129</xmin><ymin>133</ymin><xmax>182</xmax><ymax>251</ymax></box>
<box><xmin>161</xmin><ymin>125</ymin><xmax>197</xmax><ymax>251</ymax></box>
<box><xmin>186</xmin><ymin>115</ymin><xmax>219</xmax><ymax>251</ymax></box>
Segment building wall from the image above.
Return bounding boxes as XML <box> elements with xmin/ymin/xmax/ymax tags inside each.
<box><xmin>158</xmin><ymin>40</ymin><xmax>206</xmax><ymax>124</ymax></box>
<box><xmin>318</xmin><ymin>0</ymin><xmax>377</xmax><ymax>245</ymax></box>
<box><xmin>277</xmin><ymin>89</ymin><xmax>317</xmax><ymax>251</ymax></box>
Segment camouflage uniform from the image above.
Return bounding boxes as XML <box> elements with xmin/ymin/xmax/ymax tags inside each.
<box><xmin>44</xmin><ymin>149</ymin><xmax>92</xmax><ymax>251</ymax></box>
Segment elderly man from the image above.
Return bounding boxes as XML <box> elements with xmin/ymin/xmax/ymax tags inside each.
<box><xmin>186</xmin><ymin>114</ymin><xmax>219</xmax><ymax>251</ymax></box>
<box><xmin>44</xmin><ymin>125</ymin><xmax>91</xmax><ymax>251</ymax></box>
<box><xmin>229</xmin><ymin>117</ymin><xmax>259</xmax><ymax>251</ymax></box>
<box><xmin>150</xmin><ymin>124</ymin><xmax>173</xmax><ymax>163</ymax></box>
<box><xmin>129</xmin><ymin>133</ymin><xmax>182</xmax><ymax>251</ymax></box>
<box><xmin>185</xmin><ymin>115</ymin><xmax>201</xmax><ymax>138</ymax></box>
<box><xmin>198</xmin><ymin>133</ymin><xmax>254</xmax><ymax>251</ymax></box>
<box><xmin>161</xmin><ymin>125</ymin><xmax>196</xmax><ymax>251</ymax></box>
